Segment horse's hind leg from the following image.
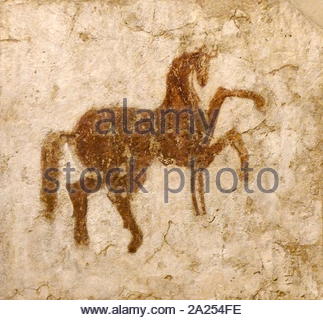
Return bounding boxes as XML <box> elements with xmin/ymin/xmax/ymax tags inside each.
<box><xmin>107</xmin><ymin>192</ymin><xmax>143</xmax><ymax>253</ymax></box>
<box><xmin>67</xmin><ymin>177</ymin><xmax>98</xmax><ymax>246</ymax></box>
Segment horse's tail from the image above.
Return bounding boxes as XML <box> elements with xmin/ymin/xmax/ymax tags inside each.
<box><xmin>40</xmin><ymin>131</ymin><xmax>70</xmax><ymax>220</ymax></box>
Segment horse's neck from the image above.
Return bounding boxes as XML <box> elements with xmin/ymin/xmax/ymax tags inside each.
<box><xmin>162</xmin><ymin>58</ymin><xmax>200</xmax><ymax>109</ymax></box>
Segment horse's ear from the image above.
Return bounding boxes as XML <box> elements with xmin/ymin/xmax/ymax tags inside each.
<box><xmin>201</xmin><ymin>44</ymin><xmax>218</xmax><ymax>58</ymax></box>
<box><xmin>209</xmin><ymin>44</ymin><xmax>218</xmax><ymax>58</ymax></box>
<box><xmin>199</xmin><ymin>44</ymin><xmax>207</xmax><ymax>53</ymax></box>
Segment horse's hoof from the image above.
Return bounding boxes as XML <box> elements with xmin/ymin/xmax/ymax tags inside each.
<box><xmin>128</xmin><ymin>245</ymin><xmax>137</xmax><ymax>253</ymax></box>
<box><xmin>255</xmin><ymin>96</ymin><xmax>265</xmax><ymax>111</ymax></box>
<box><xmin>127</xmin><ymin>233</ymin><xmax>143</xmax><ymax>253</ymax></box>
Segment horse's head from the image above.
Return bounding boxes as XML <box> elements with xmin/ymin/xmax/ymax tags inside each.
<box><xmin>192</xmin><ymin>45</ymin><xmax>217</xmax><ymax>87</ymax></box>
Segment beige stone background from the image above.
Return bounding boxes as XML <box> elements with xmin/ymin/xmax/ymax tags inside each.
<box><xmin>0</xmin><ymin>0</ymin><xmax>322</xmax><ymax>299</ymax></box>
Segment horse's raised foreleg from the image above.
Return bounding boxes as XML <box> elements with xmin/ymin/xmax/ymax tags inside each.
<box><xmin>67</xmin><ymin>177</ymin><xmax>98</xmax><ymax>246</ymax></box>
<box><xmin>208</xmin><ymin>87</ymin><xmax>265</xmax><ymax>118</ymax></box>
<box><xmin>228</xmin><ymin>88</ymin><xmax>265</xmax><ymax>111</ymax></box>
<box><xmin>192</xmin><ymin>86</ymin><xmax>262</xmax><ymax>216</ymax></box>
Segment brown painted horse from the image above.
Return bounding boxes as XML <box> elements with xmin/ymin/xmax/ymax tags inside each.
<box><xmin>40</xmin><ymin>46</ymin><xmax>265</xmax><ymax>253</ymax></box>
